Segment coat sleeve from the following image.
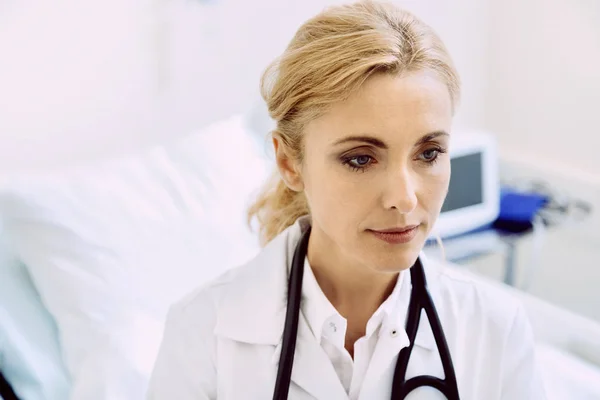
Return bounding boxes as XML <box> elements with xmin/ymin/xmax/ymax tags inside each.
<box><xmin>146</xmin><ymin>297</ymin><xmax>218</xmax><ymax>400</ymax></box>
<box><xmin>500</xmin><ymin>304</ymin><xmax>547</xmax><ymax>400</ymax></box>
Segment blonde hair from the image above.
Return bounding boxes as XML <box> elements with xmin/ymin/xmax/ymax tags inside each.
<box><xmin>248</xmin><ymin>0</ymin><xmax>461</xmax><ymax>246</ymax></box>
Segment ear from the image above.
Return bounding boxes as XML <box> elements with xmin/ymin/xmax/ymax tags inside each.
<box><xmin>272</xmin><ymin>133</ymin><xmax>304</xmax><ymax>192</ymax></box>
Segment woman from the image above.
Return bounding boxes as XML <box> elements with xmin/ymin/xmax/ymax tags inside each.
<box><xmin>147</xmin><ymin>1</ymin><xmax>546</xmax><ymax>399</ymax></box>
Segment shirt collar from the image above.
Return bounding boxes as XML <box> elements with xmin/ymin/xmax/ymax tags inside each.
<box><xmin>369</xmin><ymin>270</ymin><xmax>405</xmax><ymax>337</ymax></box>
<box><xmin>301</xmin><ymin>257</ymin><xmax>339</xmax><ymax>343</ymax></box>
<box><xmin>214</xmin><ymin>215</ymin><xmax>438</xmax><ymax>352</ymax></box>
<box><xmin>301</xmin><ymin>255</ymin><xmax>406</xmax><ymax>343</ymax></box>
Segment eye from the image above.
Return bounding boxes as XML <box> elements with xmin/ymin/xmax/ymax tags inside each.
<box><xmin>352</xmin><ymin>155</ymin><xmax>372</xmax><ymax>166</ymax></box>
<box><xmin>419</xmin><ymin>148</ymin><xmax>444</xmax><ymax>164</ymax></box>
<box><xmin>342</xmin><ymin>154</ymin><xmax>375</xmax><ymax>171</ymax></box>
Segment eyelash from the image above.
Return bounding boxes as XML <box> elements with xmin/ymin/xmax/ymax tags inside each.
<box><xmin>342</xmin><ymin>155</ymin><xmax>375</xmax><ymax>172</ymax></box>
<box><xmin>418</xmin><ymin>147</ymin><xmax>446</xmax><ymax>165</ymax></box>
<box><xmin>341</xmin><ymin>147</ymin><xmax>447</xmax><ymax>172</ymax></box>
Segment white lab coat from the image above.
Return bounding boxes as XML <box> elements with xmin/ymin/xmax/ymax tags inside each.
<box><xmin>147</xmin><ymin>218</ymin><xmax>547</xmax><ymax>399</ymax></box>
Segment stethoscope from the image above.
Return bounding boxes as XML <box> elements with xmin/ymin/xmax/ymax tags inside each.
<box><xmin>273</xmin><ymin>227</ymin><xmax>460</xmax><ymax>400</ymax></box>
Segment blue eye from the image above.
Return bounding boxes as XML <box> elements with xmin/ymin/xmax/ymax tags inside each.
<box><xmin>343</xmin><ymin>155</ymin><xmax>374</xmax><ymax>171</ymax></box>
<box><xmin>354</xmin><ymin>156</ymin><xmax>371</xmax><ymax>166</ymax></box>
<box><xmin>420</xmin><ymin>148</ymin><xmax>442</xmax><ymax>164</ymax></box>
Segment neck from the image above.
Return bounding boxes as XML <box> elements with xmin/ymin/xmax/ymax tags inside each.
<box><xmin>306</xmin><ymin>226</ymin><xmax>399</xmax><ymax>322</ymax></box>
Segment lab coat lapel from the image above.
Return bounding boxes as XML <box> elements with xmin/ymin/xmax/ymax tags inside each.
<box><xmin>215</xmin><ymin>217</ymin><xmax>348</xmax><ymax>398</ymax></box>
<box><xmin>213</xmin><ymin>218</ymin><xmax>310</xmax><ymax>345</ymax></box>
<box><xmin>360</xmin><ymin>326</ymin><xmax>410</xmax><ymax>398</ymax></box>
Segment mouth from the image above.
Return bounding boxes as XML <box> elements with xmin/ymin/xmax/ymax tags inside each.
<box><xmin>372</xmin><ymin>225</ymin><xmax>420</xmax><ymax>234</ymax></box>
<box><xmin>368</xmin><ymin>225</ymin><xmax>420</xmax><ymax>244</ymax></box>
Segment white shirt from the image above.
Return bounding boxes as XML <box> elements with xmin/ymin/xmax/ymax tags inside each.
<box><xmin>301</xmin><ymin>258</ymin><xmax>405</xmax><ymax>399</ymax></box>
<box><xmin>147</xmin><ymin>216</ymin><xmax>547</xmax><ymax>399</ymax></box>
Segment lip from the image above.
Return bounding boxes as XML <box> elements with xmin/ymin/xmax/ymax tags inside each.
<box><xmin>372</xmin><ymin>225</ymin><xmax>419</xmax><ymax>233</ymax></box>
<box><xmin>368</xmin><ymin>225</ymin><xmax>419</xmax><ymax>244</ymax></box>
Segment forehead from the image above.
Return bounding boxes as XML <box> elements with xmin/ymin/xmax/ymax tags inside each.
<box><xmin>305</xmin><ymin>71</ymin><xmax>453</xmax><ymax>145</ymax></box>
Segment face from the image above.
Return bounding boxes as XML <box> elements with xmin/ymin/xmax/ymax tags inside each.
<box><xmin>275</xmin><ymin>71</ymin><xmax>453</xmax><ymax>274</ymax></box>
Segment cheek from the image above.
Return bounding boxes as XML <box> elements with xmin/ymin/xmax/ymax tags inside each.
<box><xmin>303</xmin><ymin>163</ymin><xmax>368</xmax><ymax>224</ymax></box>
<box><xmin>421</xmin><ymin>162</ymin><xmax>451</xmax><ymax>210</ymax></box>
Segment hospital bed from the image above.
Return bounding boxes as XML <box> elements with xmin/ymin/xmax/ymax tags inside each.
<box><xmin>0</xmin><ymin>112</ymin><xmax>599</xmax><ymax>400</ymax></box>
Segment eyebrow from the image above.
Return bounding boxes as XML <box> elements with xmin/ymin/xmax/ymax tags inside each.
<box><xmin>332</xmin><ymin>130</ymin><xmax>449</xmax><ymax>148</ymax></box>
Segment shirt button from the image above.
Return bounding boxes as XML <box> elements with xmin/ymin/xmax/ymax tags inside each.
<box><xmin>329</xmin><ymin>321</ymin><xmax>338</xmax><ymax>333</ymax></box>
<box><xmin>390</xmin><ymin>329</ymin><xmax>399</xmax><ymax>338</ymax></box>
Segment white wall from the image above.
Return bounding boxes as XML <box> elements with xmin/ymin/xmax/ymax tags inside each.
<box><xmin>478</xmin><ymin>0</ymin><xmax>600</xmax><ymax>319</ymax></box>
<box><xmin>162</xmin><ymin>0</ymin><xmax>492</xmax><ymax>134</ymax></box>
<box><xmin>2</xmin><ymin>0</ymin><xmax>598</xmax><ymax>177</ymax></box>
<box><xmin>486</xmin><ymin>0</ymin><xmax>600</xmax><ymax>176</ymax></box>
<box><xmin>0</xmin><ymin>0</ymin><xmax>490</xmax><ymax>173</ymax></box>
<box><xmin>0</xmin><ymin>0</ymin><xmax>161</xmax><ymax>172</ymax></box>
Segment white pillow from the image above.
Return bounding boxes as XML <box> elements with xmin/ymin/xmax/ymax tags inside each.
<box><xmin>0</xmin><ymin>114</ymin><xmax>271</xmax><ymax>399</ymax></box>
<box><xmin>0</xmin><ymin>224</ymin><xmax>71</xmax><ymax>400</ymax></box>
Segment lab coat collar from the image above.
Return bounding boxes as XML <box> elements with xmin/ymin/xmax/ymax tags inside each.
<box><xmin>213</xmin><ymin>216</ymin><xmax>308</xmax><ymax>345</ymax></box>
<box><xmin>214</xmin><ymin>216</ymin><xmax>439</xmax><ymax>352</ymax></box>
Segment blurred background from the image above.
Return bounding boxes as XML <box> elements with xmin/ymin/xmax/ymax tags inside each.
<box><xmin>0</xmin><ymin>1</ymin><xmax>599</xmax><ymax>399</ymax></box>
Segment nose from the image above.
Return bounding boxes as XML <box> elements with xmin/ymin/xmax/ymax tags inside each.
<box><xmin>381</xmin><ymin>166</ymin><xmax>418</xmax><ymax>214</ymax></box>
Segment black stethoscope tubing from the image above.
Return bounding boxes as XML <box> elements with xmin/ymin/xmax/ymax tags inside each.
<box><xmin>273</xmin><ymin>227</ymin><xmax>460</xmax><ymax>400</ymax></box>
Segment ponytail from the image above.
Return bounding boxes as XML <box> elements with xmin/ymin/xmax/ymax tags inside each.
<box><xmin>247</xmin><ymin>169</ymin><xmax>310</xmax><ymax>246</ymax></box>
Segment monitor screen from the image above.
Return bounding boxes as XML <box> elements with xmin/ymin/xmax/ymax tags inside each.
<box><xmin>441</xmin><ymin>152</ymin><xmax>483</xmax><ymax>213</ymax></box>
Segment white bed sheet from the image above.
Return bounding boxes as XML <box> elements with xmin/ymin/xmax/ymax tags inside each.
<box><xmin>537</xmin><ymin>343</ymin><xmax>600</xmax><ymax>400</ymax></box>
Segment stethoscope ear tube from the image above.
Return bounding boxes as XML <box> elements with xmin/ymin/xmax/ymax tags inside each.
<box><xmin>272</xmin><ymin>228</ymin><xmax>311</xmax><ymax>400</ymax></box>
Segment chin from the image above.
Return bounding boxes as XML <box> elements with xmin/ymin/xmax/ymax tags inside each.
<box><xmin>367</xmin><ymin>246</ymin><xmax>422</xmax><ymax>273</ymax></box>
<box><xmin>359</xmin><ymin>232</ymin><xmax>424</xmax><ymax>272</ymax></box>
